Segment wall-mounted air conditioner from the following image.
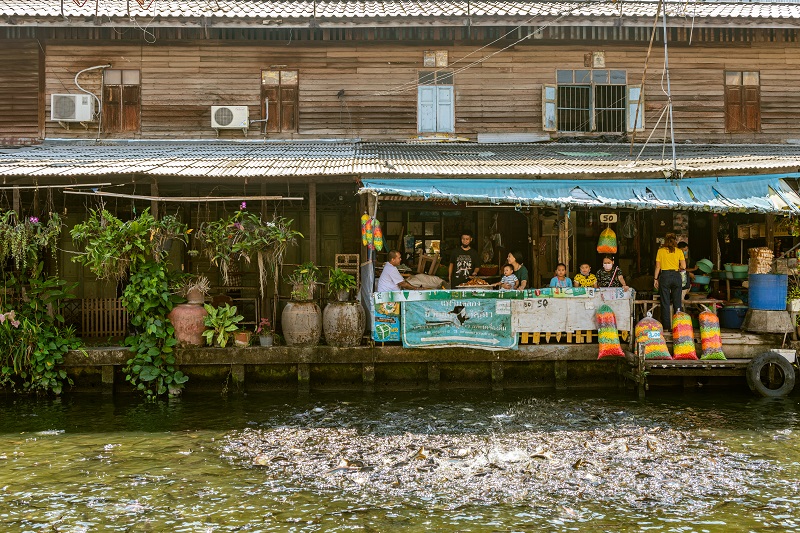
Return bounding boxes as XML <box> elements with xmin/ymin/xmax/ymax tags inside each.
<box><xmin>50</xmin><ymin>94</ymin><xmax>95</xmax><ymax>122</ymax></box>
<box><xmin>211</xmin><ymin>105</ymin><xmax>249</xmax><ymax>134</ymax></box>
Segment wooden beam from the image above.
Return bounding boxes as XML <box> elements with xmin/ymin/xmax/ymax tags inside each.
<box><xmin>63</xmin><ymin>191</ymin><xmax>303</xmax><ymax>202</ymax></box>
<box><xmin>12</xmin><ymin>187</ymin><xmax>20</xmax><ymax>217</ymax></box>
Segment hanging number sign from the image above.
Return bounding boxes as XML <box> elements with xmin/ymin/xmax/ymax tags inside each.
<box><xmin>599</xmin><ymin>213</ymin><xmax>618</xmax><ymax>224</ymax></box>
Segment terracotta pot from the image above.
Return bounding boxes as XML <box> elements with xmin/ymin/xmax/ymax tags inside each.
<box><xmin>323</xmin><ymin>301</ymin><xmax>365</xmax><ymax>347</ymax></box>
<box><xmin>168</xmin><ymin>304</ymin><xmax>208</xmax><ymax>346</ymax></box>
<box><xmin>281</xmin><ymin>301</ymin><xmax>322</xmax><ymax>346</ymax></box>
<box><xmin>234</xmin><ymin>331</ymin><xmax>251</xmax><ymax>347</ymax></box>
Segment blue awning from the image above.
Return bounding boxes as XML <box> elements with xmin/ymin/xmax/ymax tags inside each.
<box><xmin>360</xmin><ymin>174</ymin><xmax>800</xmax><ymax>214</ymax></box>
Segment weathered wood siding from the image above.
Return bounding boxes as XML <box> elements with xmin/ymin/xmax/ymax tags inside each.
<box><xmin>0</xmin><ymin>40</ymin><xmax>41</xmax><ymax>144</ymax></box>
<box><xmin>42</xmin><ymin>39</ymin><xmax>800</xmax><ymax>142</ymax></box>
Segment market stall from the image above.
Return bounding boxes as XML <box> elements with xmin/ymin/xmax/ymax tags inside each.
<box><xmin>373</xmin><ymin>287</ymin><xmax>634</xmax><ymax>351</ymax></box>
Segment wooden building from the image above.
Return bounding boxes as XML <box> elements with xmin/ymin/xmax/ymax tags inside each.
<box><xmin>2</xmin><ymin>0</ymin><xmax>800</xmax><ymax>334</ymax></box>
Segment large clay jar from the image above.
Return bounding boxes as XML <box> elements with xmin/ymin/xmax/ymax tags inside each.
<box><xmin>281</xmin><ymin>301</ymin><xmax>322</xmax><ymax>346</ymax></box>
<box><xmin>322</xmin><ymin>302</ymin><xmax>365</xmax><ymax>347</ymax></box>
<box><xmin>168</xmin><ymin>304</ymin><xmax>208</xmax><ymax>346</ymax></box>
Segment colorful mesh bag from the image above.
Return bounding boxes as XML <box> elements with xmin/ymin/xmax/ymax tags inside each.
<box><xmin>597</xmin><ymin>227</ymin><xmax>618</xmax><ymax>254</ymax></box>
<box><xmin>596</xmin><ymin>304</ymin><xmax>625</xmax><ymax>359</ymax></box>
<box><xmin>671</xmin><ymin>311</ymin><xmax>698</xmax><ymax>360</ymax></box>
<box><xmin>699</xmin><ymin>309</ymin><xmax>726</xmax><ymax>360</ymax></box>
<box><xmin>373</xmin><ymin>218</ymin><xmax>384</xmax><ymax>251</ymax></box>
<box><xmin>635</xmin><ymin>316</ymin><xmax>672</xmax><ymax>360</ymax></box>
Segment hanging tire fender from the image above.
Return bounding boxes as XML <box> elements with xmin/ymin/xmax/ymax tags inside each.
<box><xmin>747</xmin><ymin>351</ymin><xmax>796</xmax><ymax>398</ymax></box>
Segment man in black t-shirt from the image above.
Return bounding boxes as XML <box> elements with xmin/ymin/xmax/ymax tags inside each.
<box><xmin>448</xmin><ymin>232</ymin><xmax>481</xmax><ymax>288</ymax></box>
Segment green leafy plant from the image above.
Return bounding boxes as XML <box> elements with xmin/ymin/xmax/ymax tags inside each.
<box><xmin>0</xmin><ymin>263</ymin><xmax>82</xmax><ymax>395</ymax></box>
<box><xmin>122</xmin><ymin>261</ymin><xmax>187</xmax><ymax>398</ymax></box>
<box><xmin>287</xmin><ymin>261</ymin><xmax>321</xmax><ymax>301</ymax></box>
<box><xmin>202</xmin><ymin>303</ymin><xmax>244</xmax><ymax>347</ymax></box>
<box><xmin>0</xmin><ymin>211</ymin><xmax>62</xmax><ymax>274</ymax></box>
<box><xmin>328</xmin><ymin>268</ymin><xmax>357</xmax><ymax>300</ymax></box>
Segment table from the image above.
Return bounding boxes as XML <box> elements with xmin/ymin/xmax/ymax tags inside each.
<box><xmin>635</xmin><ymin>297</ymin><xmax>722</xmax><ymax>321</ymax></box>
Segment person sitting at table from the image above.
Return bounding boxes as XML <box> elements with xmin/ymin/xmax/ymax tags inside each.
<box><xmin>377</xmin><ymin>250</ymin><xmax>416</xmax><ymax>292</ymax></box>
<box><xmin>490</xmin><ymin>264</ymin><xmax>519</xmax><ymax>290</ymax></box>
<box><xmin>549</xmin><ymin>263</ymin><xmax>573</xmax><ymax>288</ymax></box>
<box><xmin>573</xmin><ymin>263</ymin><xmax>597</xmax><ymax>288</ymax></box>
<box><xmin>595</xmin><ymin>255</ymin><xmax>629</xmax><ymax>291</ymax></box>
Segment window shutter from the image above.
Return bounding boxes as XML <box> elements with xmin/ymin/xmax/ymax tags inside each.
<box><xmin>436</xmin><ymin>86</ymin><xmax>454</xmax><ymax>133</ymax></box>
<box><xmin>542</xmin><ymin>84</ymin><xmax>557</xmax><ymax>132</ymax></box>
<box><xmin>626</xmin><ymin>85</ymin><xmax>644</xmax><ymax>133</ymax></box>
<box><xmin>725</xmin><ymin>86</ymin><xmax>743</xmax><ymax>133</ymax></box>
<box><xmin>418</xmin><ymin>86</ymin><xmax>437</xmax><ymax>133</ymax></box>
<box><xmin>263</xmin><ymin>86</ymin><xmax>280</xmax><ymax>132</ymax></box>
<box><xmin>743</xmin><ymin>86</ymin><xmax>760</xmax><ymax>132</ymax></box>
<box><xmin>102</xmin><ymin>85</ymin><xmax>122</xmax><ymax>133</ymax></box>
<box><xmin>281</xmin><ymin>86</ymin><xmax>298</xmax><ymax>132</ymax></box>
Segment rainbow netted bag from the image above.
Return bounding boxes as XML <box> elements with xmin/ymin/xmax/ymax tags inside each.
<box><xmin>596</xmin><ymin>304</ymin><xmax>625</xmax><ymax>359</ymax></box>
<box><xmin>597</xmin><ymin>227</ymin><xmax>617</xmax><ymax>254</ymax></box>
<box><xmin>699</xmin><ymin>310</ymin><xmax>726</xmax><ymax>360</ymax></box>
<box><xmin>635</xmin><ymin>316</ymin><xmax>671</xmax><ymax>360</ymax></box>
<box><xmin>671</xmin><ymin>311</ymin><xmax>698</xmax><ymax>360</ymax></box>
<box><xmin>373</xmin><ymin>218</ymin><xmax>384</xmax><ymax>251</ymax></box>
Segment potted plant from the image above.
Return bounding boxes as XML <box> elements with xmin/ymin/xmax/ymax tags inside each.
<box><xmin>287</xmin><ymin>261</ymin><xmax>321</xmax><ymax>301</ymax></box>
<box><xmin>328</xmin><ymin>268</ymin><xmax>357</xmax><ymax>302</ymax></box>
<box><xmin>233</xmin><ymin>329</ymin><xmax>251</xmax><ymax>347</ymax></box>
<box><xmin>255</xmin><ymin>317</ymin><xmax>273</xmax><ymax>346</ymax></box>
<box><xmin>168</xmin><ymin>273</ymin><xmax>211</xmax><ymax>346</ymax></box>
<box><xmin>282</xmin><ymin>262</ymin><xmax>322</xmax><ymax>346</ymax></box>
<box><xmin>322</xmin><ymin>268</ymin><xmax>364</xmax><ymax>347</ymax></box>
<box><xmin>202</xmin><ymin>303</ymin><xmax>244</xmax><ymax>347</ymax></box>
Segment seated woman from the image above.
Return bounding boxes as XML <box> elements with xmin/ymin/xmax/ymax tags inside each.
<box><xmin>595</xmin><ymin>255</ymin><xmax>629</xmax><ymax>290</ymax></box>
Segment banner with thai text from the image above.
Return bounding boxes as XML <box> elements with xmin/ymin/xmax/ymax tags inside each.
<box><xmin>401</xmin><ymin>298</ymin><xmax>517</xmax><ymax>350</ymax></box>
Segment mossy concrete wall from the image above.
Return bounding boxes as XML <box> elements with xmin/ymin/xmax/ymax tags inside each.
<box><xmin>52</xmin><ymin>332</ymin><xmax>788</xmax><ymax>395</ymax></box>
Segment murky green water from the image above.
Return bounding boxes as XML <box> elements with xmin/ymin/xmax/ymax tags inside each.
<box><xmin>1</xmin><ymin>390</ymin><xmax>799</xmax><ymax>532</ymax></box>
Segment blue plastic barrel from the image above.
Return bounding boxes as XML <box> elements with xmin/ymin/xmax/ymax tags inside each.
<box><xmin>719</xmin><ymin>306</ymin><xmax>747</xmax><ymax>329</ymax></box>
<box><xmin>748</xmin><ymin>274</ymin><xmax>788</xmax><ymax>311</ymax></box>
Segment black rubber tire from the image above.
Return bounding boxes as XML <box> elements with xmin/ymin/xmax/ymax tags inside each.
<box><xmin>747</xmin><ymin>352</ymin><xmax>796</xmax><ymax>398</ymax></box>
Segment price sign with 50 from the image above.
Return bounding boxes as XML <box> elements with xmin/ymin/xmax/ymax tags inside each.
<box><xmin>521</xmin><ymin>299</ymin><xmax>549</xmax><ymax>310</ymax></box>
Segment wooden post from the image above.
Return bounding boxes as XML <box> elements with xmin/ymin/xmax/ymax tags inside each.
<box><xmin>150</xmin><ymin>179</ymin><xmax>159</xmax><ymax>220</ymax></box>
<box><xmin>765</xmin><ymin>214</ymin><xmax>775</xmax><ymax>252</ymax></box>
<box><xmin>491</xmin><ymin>361</ymin><xmax>504</xmax><ymax>390</ymax></box>
<box><xmin>530</xmin><ymin>208</ymin><xmax>540</xmax><ymax>288</ymax></box>
<box><xmin>554</xmin><ymin>360</ymin><xmax>568</xmax><ymax>390</ymax></box>
<box><xmin>298</xmin><ymin>363</ymin><xmax>310</xmax><ymax>391</ymax></box>
<box><xmin>309</xmin><ymin>182</ymin><xmax>317</xmax><ymax>264</ymax></box>
<box><xmin>12</xmin><ymin>187</ymin><xmax>20</xmax><ymax>217</ymax></box>
<box><xmin>427</xmin><ymin>362</ymin><xmax>440</xmax><ymax>390</ymax></box>
<box><xmin>711</xmin><ymin>214</ymin><xmax>720</xmax><ymax>268</ymax></box>
<box><xmin>362</xmin><ymin>363</ymin><xmax>375</xmax><ymax>391</ymax></box>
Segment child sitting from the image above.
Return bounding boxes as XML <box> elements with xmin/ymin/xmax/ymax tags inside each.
<box><xmin>549</xmin><ymin>263</ymin><xmax>573</xmax><ymax>288</ymax></box>
<box><xmin>573</xmin><ymin>263</ymin><xmax>597</xmax><ymax>288</ymax></box>
<box><xmin>491</xmin><ymin>264</ymin><xmax>519</xmax><ymax>290</ymax></box>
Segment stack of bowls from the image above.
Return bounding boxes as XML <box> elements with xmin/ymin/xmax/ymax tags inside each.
<box><xmin>696</xmin><ymin>259</ymin><xmax>713</xmax><ymax>274</ymax></box>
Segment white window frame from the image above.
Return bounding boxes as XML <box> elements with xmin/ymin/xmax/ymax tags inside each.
<box><xmin>543</xmin><ymin>69</ymin><xmax>643</xmax><ymax>134</ymax></box>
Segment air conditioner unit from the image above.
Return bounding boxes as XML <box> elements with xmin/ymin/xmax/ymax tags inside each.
<box><xmin>211</xmin><ymin>105</ymin><xmax>249</xmax><ymax>134</ymax></box>
<box><xmin>51</xmin><ymin>94</ymin><xmax>95</xmax><ymax>122</ymax></box>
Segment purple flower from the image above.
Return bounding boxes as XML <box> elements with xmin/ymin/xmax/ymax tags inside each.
<box><xmin>240</xmin><ymin>202</ymin><xmax>247</xmax><ymax>210</ymax></box>
<box><xmin>29</xmin><ymin>216</ymin><xmax>39</xmax><ymax>224</ymax></box>
<box><xmin>233</xmin><ymin>222</ymin><xmax>243</xmax><ymax>230</ymax></box>
<box><xmin>10</xmin><ymin>319</ymin><xmax>20</xmax><ymax>328</ymax></box>
<box><xmin>0</xmin><ymin>313</ymin><xmax>5</xmax><ymax>324</ymax></box>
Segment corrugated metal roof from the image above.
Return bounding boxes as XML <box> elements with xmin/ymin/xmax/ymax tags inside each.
<box><xmin>2</xmin><ymin>0</ymin><xmax>800</xmax><ymax>26</ymax></box>
<box><xmin>360</xmin><ymin>174</ymin><xmax>800</xmax><ymax>213</ymax></box>
<box><xmin>3</xmin><ymin>141</ymin><xmax>800</xmax><ymax>180</ymax></box>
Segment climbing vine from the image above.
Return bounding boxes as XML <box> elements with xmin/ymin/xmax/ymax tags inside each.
<box><xmin>121</xmin><ymin>260</ymin><xmax>187</xmax><ymax>398</ymax></box>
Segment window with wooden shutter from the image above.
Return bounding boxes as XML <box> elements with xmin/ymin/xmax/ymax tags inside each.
<box><xmin>725</xmin><ymin>71</ymin><xmax>760</xmax><ymax>133</ymax></box>
<box><xmin>102</xmin><ymin>69</ymin><xmax>140</xmax><ymax>133</ymax></box>
<box><xmin>261</xmin><ymin>70</ymin><xmax>299</xmax><ymax>133</ymax></box>
<box><xmin>417</xmin><ymin>70</ymin><xmax>454</xmax><ymax>133</ymax></box>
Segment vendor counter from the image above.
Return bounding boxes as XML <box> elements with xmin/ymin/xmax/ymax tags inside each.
<box><xmin>372</xmin><ymin>287</ymin><xmax>634</xmax><ymax>351</ymax></box>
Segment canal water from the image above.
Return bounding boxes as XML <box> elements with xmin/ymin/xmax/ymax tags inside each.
<box><xmin>1</xmin><ymin>390</ymin><xmax>799</xmax><ymax>532</ymax></box>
